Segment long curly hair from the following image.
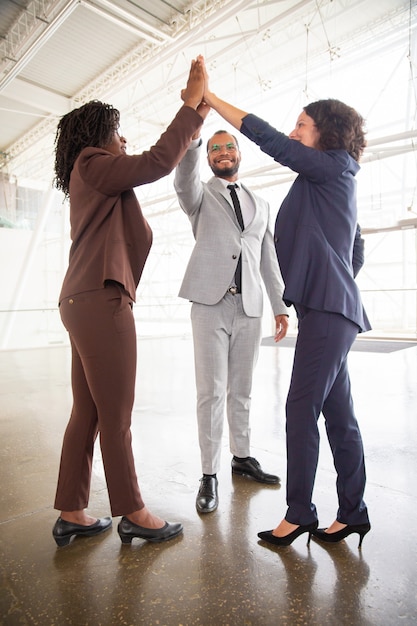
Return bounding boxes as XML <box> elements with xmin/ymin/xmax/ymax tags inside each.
<box><xmin>304</xmin><ymin>99</ymin><xmax>366</xmax><ymax>162</ymax></box>
<box><xmin>54</xmin><ymin>100</ymin><xmax>120</xmax><ymax>197</ymax></box>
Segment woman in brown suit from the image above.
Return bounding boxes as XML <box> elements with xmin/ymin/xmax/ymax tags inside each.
<box><xmin>52</xmin><ymin>60</ymin><xmax>205</xmax><ymax>547</ymax></box>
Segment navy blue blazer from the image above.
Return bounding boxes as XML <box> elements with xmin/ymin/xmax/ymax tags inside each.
<box><xmin>241</xmin><ymin>114</ymin><xmax>371</xmax><ymax>333</ymax></box>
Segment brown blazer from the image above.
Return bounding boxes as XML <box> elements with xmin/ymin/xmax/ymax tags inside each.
<box><xmin>60</xmin><ymin>106</ymin><xmax>203</xmax><ymax>302</ymax></box>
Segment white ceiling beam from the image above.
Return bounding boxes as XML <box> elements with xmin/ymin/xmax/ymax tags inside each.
<box><xmin>2</xmin><ymin>77</ymin><xmax>71</xmax><ymax>116</ymax></box>
<box><xmin>80</xmin><ymin>0</ymin><xmax>171</xmax><ymax>44</ymax></box>
<box><xmin>86</xmin><ymin>0</ymin><xmax>172</xmax><ymax>41</ymax></box>
<box><xmin>0</xmin><ymin>0</ymin><xmax>65</xmax><ymax>59</ymax></box>
<box><xmin>0</xmin><ymin>0</ymin><xmax>79</xmax><ymax>93</ymax></box>
<box><xmin>72</xmin><ymin>0</ymin><xmax>268</xmax><ymax>104</ymax></box>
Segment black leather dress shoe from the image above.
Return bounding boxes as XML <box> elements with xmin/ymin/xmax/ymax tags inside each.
<box><xmin>231</xmin><ymin>457</ymin><xmax>280</xmax><ymax>484</ymax></box>
<box><xmin>196</xmin><ymin>475</ymin><xmax>218</xmax><ymax>513</ymax></box>
<box><xmin>117</xmin><ymin>517</ymin><xmax>183</xmax><ymax>544</ymax></box>
<box><xmin>52</xmin><ymin>516</ymin><xmax>112</xmax><ymax>547</ymax></box>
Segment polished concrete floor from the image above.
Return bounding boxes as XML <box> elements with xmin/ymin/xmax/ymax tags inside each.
<box><xmin>1</xmin><ymin>333</ymin><xmax>417</xmax><ymax>625</ymax></box>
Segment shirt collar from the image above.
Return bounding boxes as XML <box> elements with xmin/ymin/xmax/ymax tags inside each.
<box><xmin>217</xmin><ymin>178</ymin><xmax>240</xmax><ymax>189</ymax></box>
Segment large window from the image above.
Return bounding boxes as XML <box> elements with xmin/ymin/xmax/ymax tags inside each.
<box><xmin>0</xmin><ymin>1</ymin><xmax>416</xmax><ymax>348</ymax></box>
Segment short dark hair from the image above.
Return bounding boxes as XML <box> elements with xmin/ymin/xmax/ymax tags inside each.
<box><xmin>54</xmin><ymin>100</ymin><xmax>120</xmax><ymax>197</ymax></box>
<box><xmin>206</xmin><ymin>130</ymin><xmax>240</xmax><ymax>154</ymax></box>
<box><xmin>304</xmin><ymin>99</ymin><xmax>366</xmax><ymax>161</ymax></box>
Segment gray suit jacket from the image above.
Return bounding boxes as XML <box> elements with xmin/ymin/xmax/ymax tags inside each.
<box><xmin>174</xmin><ymin>140</ymin><xmax>287</xmax><ymax>318</ymax></box>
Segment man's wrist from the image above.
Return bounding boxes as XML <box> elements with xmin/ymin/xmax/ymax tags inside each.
<box><xmin>190</xmin><ymin>137</ymin><xmax>202</xmax><ymax>148</ymax></box>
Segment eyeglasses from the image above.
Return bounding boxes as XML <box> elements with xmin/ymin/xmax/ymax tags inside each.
<box><xmin>208</xmin><ymin>142</ymin><xmax>238</xmax><ymax>154</ymax></box>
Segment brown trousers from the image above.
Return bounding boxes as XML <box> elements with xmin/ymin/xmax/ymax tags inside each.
<box><xmin>54</xmin><ymin>282</ymin><xmax>144</xmax><ymax>516</ymax></box>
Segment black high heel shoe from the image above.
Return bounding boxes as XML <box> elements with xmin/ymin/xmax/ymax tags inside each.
<box><xmin>52</xmin><ymin>516</ymin><xmax>112</xmax><ymax>547</ymax></box>
<box><xmin>258</xmin><ymin>521</ymin><xmax>318</xmax><ymax>547</ymax></box>
<box><xmin>117</xmin><ymin>516</ymin><xmax>183</xmax><ymax>544</ymax></box>
<box><xmin>312</xmin><ymin>523</ymin><xmax>371</xmax><ymax>548</ymax></box>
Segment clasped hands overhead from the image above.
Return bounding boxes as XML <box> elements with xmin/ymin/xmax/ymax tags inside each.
<box><xmin>181</xmin><ymin>55</ymin><xmax>212</xmax><ymax>119</ymax></box>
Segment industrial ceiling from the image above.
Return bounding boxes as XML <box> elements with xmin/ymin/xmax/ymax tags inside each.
<box><xmin>0</xmin><ymin>0</ymin><xmax>416</xmax><ymax>223</ymax></box>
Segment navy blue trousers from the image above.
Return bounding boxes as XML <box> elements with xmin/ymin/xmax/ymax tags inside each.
<box><xmin>285</xmin><ymin>307</ymin><xmax>369</xmax><ymax>526</ymax></box>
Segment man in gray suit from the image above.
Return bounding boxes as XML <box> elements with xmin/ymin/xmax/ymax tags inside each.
<box><xmin>174</xmin><ymin>117</ymin><xmax>289</xmax><ymax>514</ymax></box>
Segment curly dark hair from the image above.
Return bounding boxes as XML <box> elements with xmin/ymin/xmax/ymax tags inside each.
<box><xmin>54</xmin><ymin>100</ymin><xmax>120</xmax><ymax>197</ymax></box>
<box><xmin>304</xmin><ymin>99</ymin><xmax>366</xmax><ymax>162</ymax></box>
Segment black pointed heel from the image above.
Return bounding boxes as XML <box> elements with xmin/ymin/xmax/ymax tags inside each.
<box><xmin>312</xmin><ymin>522</ymin><xmax>371</xmax><ymax>548</ymax></box>
<box><xmin>258</xmin><ymin>521</ymin><xmax>318</xmax><ymax>547</ymax></box>
<box><xmin>117</xmin><ymin>516</ymin><xmax>183</xmax><ymax>544</ymax></box>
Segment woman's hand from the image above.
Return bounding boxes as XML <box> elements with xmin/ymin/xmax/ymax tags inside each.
<box><xmin>197</xmin><ymin>55</ymin><xmax>213</xmax><ymax>106</ymax></box>
<box><xmin>181</xmin><ymin>58</ymin><xmax>205</xmax><ymax>110</ymax></box>
<box><xmin>194</xmin><ymin>54</ymin><xmax>248</xmax><ymax>130</ymax></box>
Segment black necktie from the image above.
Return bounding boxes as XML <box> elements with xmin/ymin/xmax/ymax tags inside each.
<box><xmin>227</xmin><ymin>184</ymin><xmax>244</xmax><ymax>229</ymax></box>
<box><xmin>227</xmin><ymin>184</ymin><xmax>243</xmax><ymax>291</ymax></box>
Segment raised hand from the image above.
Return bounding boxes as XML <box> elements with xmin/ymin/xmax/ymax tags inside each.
<box><xmin>196</xmin><ymin>55</ymin><xmax>211</xmax><ymax>103</ymax></box>
<box><xmin>181</xmin><ymin>58</ymin><xmax>205</xmax><ymax>110</ymax></box>
<box><xmin>192</xmin><ymin>56</ymin><xmax>248</xmax><ymax>131</ymax></box>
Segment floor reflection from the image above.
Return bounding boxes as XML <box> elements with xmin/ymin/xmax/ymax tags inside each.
<box><xmin>0</xmin><ymin>338</ymin><xmax>416</xmax><ymax>625</ymax></box>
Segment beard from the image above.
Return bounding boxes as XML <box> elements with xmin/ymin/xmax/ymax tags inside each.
<box><xmin>210</xmin><ymin>161</ymin><xmax>240</xmax><ymax>178</ymax></box>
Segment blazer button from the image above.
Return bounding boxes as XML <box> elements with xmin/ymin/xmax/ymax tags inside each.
<box><xmin>69</xmin><ymin>299</ymin><xmax>74</xmax><ymax>304</ymax></box>
<box><xmin>232</xmin><ymin>254</ymin><xmax>237</xmax><ymax>259</ymax></box>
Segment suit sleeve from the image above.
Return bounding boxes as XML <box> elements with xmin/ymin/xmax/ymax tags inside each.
<box><xmin>173</xmin><ymin>138</ymin><xmax>204</xmax><ymax>218</ymax></box>
<box><xmin>259</xmin><ymin>204</ymin><xmax>289</xmax><ymax>316</ymax></box>
<box><xmin>78</xmin><ymin>106</ymin><xmax>203</xmax><ymax>196</ymax></box>
<box><xmin>352</xmin><ymin>223</ymin><xmax>365</xmax><ymax>277</ymax></box>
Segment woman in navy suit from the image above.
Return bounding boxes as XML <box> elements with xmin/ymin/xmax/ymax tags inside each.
<box><xmin>201</xmin><ymin>56</ymin><xmax>371</xmax><ymax>548</ymax></box>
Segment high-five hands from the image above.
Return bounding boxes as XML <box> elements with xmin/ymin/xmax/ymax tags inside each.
<box><xmin>181</xmin><ymin>57</ymin><xmax>211</xmax><ymax>134</ymax></box>
<box><xmin>181</xmin><ymin>58</ymin><xmax>205</xmax><ymax>111</ymax></box>
<box><xmin>192</xmin><ymin>55</ymin><xmax>248</xmax><ymax>131</ymax></box>
<box><xmin>182</xmin><ymin>55</ymin><xmax>248</xmax><ymax>133</ymax></box>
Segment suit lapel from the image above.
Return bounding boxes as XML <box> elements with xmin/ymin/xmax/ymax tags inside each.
<box><xmin>240</xmin><ymin>183</ymin><xmax>259</xmax><ymax>222</ymax></box>
<box><xmin>207</xmin><ymin>177</ymin><xmax>260</xmax><ymax>230</ymax></box>
<box><xmin>208</xmin><ymin>177</ymin><xmax>236</xmax><ymax>215</ymax></box>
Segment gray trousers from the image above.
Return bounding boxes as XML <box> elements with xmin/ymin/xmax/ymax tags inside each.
<box><xmin>191</xmin><ymin>293</ymin><xmax>262</xmax><ymax>474</ymax></box>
